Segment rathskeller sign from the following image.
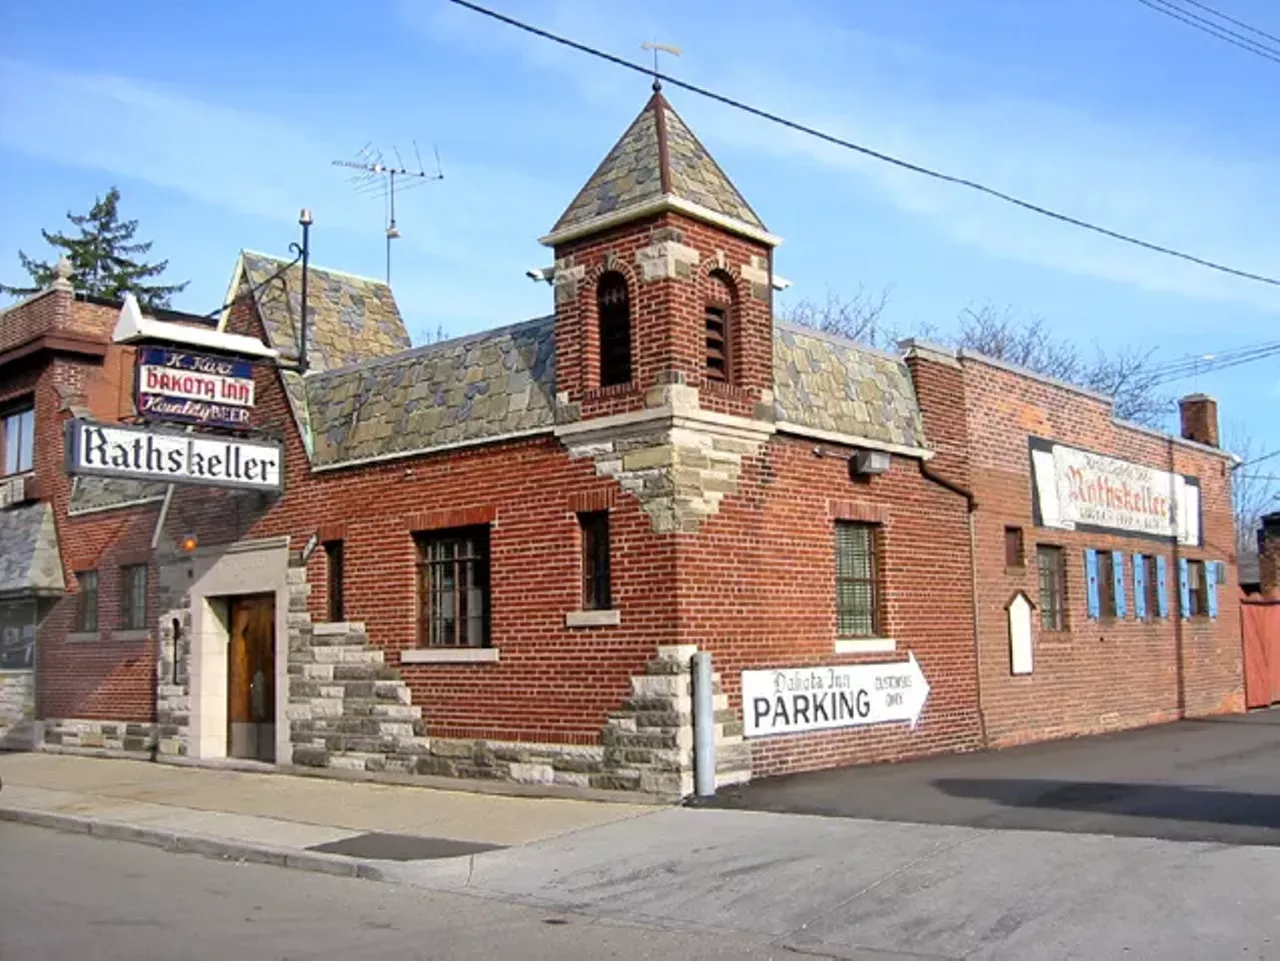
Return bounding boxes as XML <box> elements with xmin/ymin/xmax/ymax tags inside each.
<box><xmin>65</xmin><ymin>419</ymin><xmax>283</xmax><ymax>493</ymax></box>
<box><xmin>1029</xmin><ymin>437</ymin><xmax>1201</xmax><ymax>546</ymax></box>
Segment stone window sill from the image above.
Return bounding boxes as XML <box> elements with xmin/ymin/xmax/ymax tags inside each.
<box><xmin>66</xmin><ymin>631</ymin><xmax>101</xmax><ymax>643</ymax></box>
<box><xmin>565</xmin><ymin>609</ymin><xmax>621</xmax><ymax>628</ymax></box>
<box><xmin>835</xmin><ymin>636</ymin><xmax>896</xmax><ymax>655</ymax></box>
<box><xmin>400</xmin><ymin>647</ymin><xmax>500</xmax><ymax>665</ymax></box>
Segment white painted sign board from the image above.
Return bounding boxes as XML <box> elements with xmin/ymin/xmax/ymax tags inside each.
<box><xmin>64</xmin><ymin>419</ymin><xmax>283</xmax><ymax>493</ymax></box>
<box><xmin>1030</xmin><ymin>439</ymin><xmax>1200</xmax><ymax>546</ymax></box>
<box><xmin>741</xmin><ymin>653</ymin><xmax>930</xmax><ymax>739</ymax></box>
<box><xmin>1008</xmin><ymin>592</ymin><xmax>1034</xmax><ymax>676</ymax></box>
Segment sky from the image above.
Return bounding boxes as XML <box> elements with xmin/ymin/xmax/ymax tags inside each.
<box><xmin>1</xmin><ymin>0</ymin><xmax>1277</xmax><ymax>475</ymax></box>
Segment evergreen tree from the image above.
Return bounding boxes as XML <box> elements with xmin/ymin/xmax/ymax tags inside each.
<box><xmin>1</xmin><ymin>187</ymin><xmax>189</xmax><ymax>309</ymax></box>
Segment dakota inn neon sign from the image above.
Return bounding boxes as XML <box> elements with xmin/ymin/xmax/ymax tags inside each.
<box><xmin>135</xmin><ymin>347</ymin><xmax>256</xmax><ymax>429</ymax></box>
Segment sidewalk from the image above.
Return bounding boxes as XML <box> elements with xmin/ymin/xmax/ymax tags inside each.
<box><xmin>0</xmin><ymin>752</ymin><xmax>656</xmax><ymax>880</ymax></box>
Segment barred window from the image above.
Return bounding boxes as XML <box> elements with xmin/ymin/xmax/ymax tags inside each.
<box><xmin>120</xmin><ymin>564</ymin><xmax>148</xmax><ymax>631</ymax></box>
<box><xmin>1037</xmin><ymin>545</ymin><xmax>1066</xmax><ymax>631</ymax></box>
<box><xmin>416</xmin><ymin>527</ymin><xmax>490</xmax><ymax>648</ymax></box>
<box><xmin>836</xmin><ymin>522</ymin><xmax>880</xmax><ymax>638</ymax></box>
<box><xmin>324</xmin><ymin>540</ymin><xmax>345</xmax><ymax>622</ymax></box>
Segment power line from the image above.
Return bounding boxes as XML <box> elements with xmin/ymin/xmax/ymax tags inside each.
<box><xmin>446</xmin><ymin>0</ymin><xmax>1280</xmax><ymax>290</ymax></box>
<box><xmin>1134</xmin><ymin>0</ymin><xmax>1280</xmax><ymax>64</ymax></box>
<box><xmin>1145</xmin><ymin>341</ymin><xmax>1280</xmax><ymax>385</ymax></box>
<box><xmin>1163</xmin><ymin>0</ymin><xmax>1280</xmax><ymax>47</ymax></box>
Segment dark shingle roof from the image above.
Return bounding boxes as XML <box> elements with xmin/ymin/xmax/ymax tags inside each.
<box><xmin>68</xmin><ymin>477</ymin><xmax>167</xmax><ymax>516</ymax></box>
<box><xmin>550</xmin><ymin>91</ymin><xmax>766</xmax><ymax>238</ymax></box>
<box><xmin>773</xmin><ymin>323</ymin><xmax>926</xmax><ymax>450</ymax></box>
<box><xmin>0</xmin><ymin>502</ymin><xmax>65</xmax><ymax>598</ymax></box>
<box><xmin>306</xmin><ymin>317</ymin><xmax>557</xmax><ymax>468</ymax></box>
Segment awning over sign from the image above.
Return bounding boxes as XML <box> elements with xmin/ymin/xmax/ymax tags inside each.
<box><xmin>0</xmin><ymin>502</ymin><xmax>66</xmax><ymax>599</ymax></box>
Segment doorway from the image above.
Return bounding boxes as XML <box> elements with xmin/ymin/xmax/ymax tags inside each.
<box><xmin>227</xmin><ymin>594</ymin><xmax>276</xmax><ymax>761</ymax></box>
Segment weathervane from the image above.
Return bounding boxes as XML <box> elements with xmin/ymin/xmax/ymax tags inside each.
<box><xmin>331</xmin><ymin>142</ymin><xmax>444</xmax><ymax>286</ymax></box>
<box><xmin>641</xmin><ymin>40</ymin><xmax>680</xmax><ymax>91</ymax></box>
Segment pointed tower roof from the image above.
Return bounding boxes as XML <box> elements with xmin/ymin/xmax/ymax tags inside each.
<box><xmin>541</xmin><ymin>90</ymin><xmax>780</xmax><ymax>248</ymax></box>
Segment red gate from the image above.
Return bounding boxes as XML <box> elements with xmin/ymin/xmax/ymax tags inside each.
<box><xmin>1242</xmin><ymin>597</ymin><xmax>1280</xmax><ymax>709</ymax></box>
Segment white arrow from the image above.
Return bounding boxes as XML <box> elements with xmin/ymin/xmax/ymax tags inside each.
<box><xmin>740</xmin><ymin>652</ymin><xmax>931</xmax><ymax>739</ymax></box>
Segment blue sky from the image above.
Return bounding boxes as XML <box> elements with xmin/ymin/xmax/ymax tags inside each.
<box><xmin>1</xmin><ymin>0</ymin><xmax>1277</xmax><ymax>470</ymax></box>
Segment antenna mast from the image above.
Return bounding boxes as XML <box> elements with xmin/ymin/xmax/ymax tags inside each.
<box><xmin>332</xmin><ymin>142</ymin><xmax>443</xmax><ymax>285</ymax></box>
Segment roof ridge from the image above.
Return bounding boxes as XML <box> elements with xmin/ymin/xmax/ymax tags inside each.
<box><xmin>240</xmin><ymin>249</ymin><xmax>391</xmax><ymax>288</ymax></box>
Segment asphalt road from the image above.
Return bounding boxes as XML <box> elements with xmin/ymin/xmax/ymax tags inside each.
<box><xmin>704</xmin><ymin>709</ymin><xmax>1280</xmax><ymax>845</ymax></box>
<box><xmin>0</xmin><ymin>824</ymin><xmax>802</xmax><ymax>961</ymax></box>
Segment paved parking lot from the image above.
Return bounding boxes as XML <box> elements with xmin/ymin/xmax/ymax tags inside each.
<box><xmin>703</xmin><ymin>708</ymin><xmax>1280</xmax><ymax>846</ymax></box>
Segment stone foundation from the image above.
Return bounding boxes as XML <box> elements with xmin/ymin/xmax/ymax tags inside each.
<box><xmin>42</xmin><ymin>717</ymin><xmax>154</xmax><ymax>757</ymax></box>
<box><xmin>0</xmin><ymin>671</ymin><xmax>35</xmax><ymax>749</ymax></box>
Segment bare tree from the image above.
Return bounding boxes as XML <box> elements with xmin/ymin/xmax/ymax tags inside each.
<box><xmin>953</xmin><ymin>302</ymin><xmax>1174</xmax><ymax>428</ymax></box>
<box><xmin>780</xmin><ymin>285</ymin><xmax>899</xmax><ymax>350</ymax></box>
<box><xmin>1226</xmin><ymin>423</ymin><xmax>1280</xmax><ymax>557</ymax></box>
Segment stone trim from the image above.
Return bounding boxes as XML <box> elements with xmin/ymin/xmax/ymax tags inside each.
<box><xmin>540</xmin><ymin>193</ymin><xmax>783</xmax><ymax>248</ymax></box>
<box><xmin>835</xmin><ymin>637</ymin><xmax>897</xmax><ymax>655</ymax></box>
<box><xmin>0</xmin><ymin>670</ymin><xmax>35</xmax><ymax>749</ymax></box>
<box><xmin>399</xmin><ymin>648</ymin><xmax>500</xmax><ymax>664</ymax></box>
<box><xmin>565</xmin><ymin>609</ymin><xmax>621</xmax><ymax>628</ymax></box>
<box><xmin>65</xmin><ymin>631</ymin><xmax>100</xmax><ymax>644</ymax></box>
<box><xmin>108</xmin><ymin>628</ymin><xmax>152</xmax><ymax>643</ymax></box>
<box><xmin>42</xmin><ymin>717</ymin><xmax>154</xmax><ymax>758</ymax></box>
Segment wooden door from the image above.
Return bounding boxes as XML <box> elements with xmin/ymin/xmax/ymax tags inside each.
<box><xmin>227</xmin><ymin>594</ymin><xmax>275</xmax><ymax>759</ymax></box>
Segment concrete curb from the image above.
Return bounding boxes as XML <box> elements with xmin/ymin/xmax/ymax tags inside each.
<box><xmin>0</xmin><ymin>805</ymin><xmax>388</xmax><ymax>882</ymax></box>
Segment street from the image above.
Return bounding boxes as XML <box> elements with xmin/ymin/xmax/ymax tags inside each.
<box><xmin>0</xmin><ymin>823</ymin><xmax>791</xmax><ymax>961</ymax></box>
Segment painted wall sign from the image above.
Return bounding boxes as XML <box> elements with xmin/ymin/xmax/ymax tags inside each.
<box><xmin>1029</xmin><ymin>437</ymin><xmax>1201</xmax><ymax>546</ymax></box>
<box><xmin>741</xmin><ymin>653</ymin><xmax>930</xmax><ymax>738</ymax></box>
<box><xmin>136</xmin><ymin>347</ymin><xmax>255</xmax><ymax>428</ymax></box>
<box><xmin>65</xmin><ymin>419</ymin><xmax>283</xmax><ymax>493</ymax></box>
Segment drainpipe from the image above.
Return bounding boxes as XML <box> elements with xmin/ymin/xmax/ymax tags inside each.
<box><xmin>918</xmin><ymin>460</ymin><xmax>988</xmax><ymax>746</ymax></box>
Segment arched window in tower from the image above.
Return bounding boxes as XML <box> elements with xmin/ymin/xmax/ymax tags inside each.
<box><xmin>596</xmin><ymin>272</ymin><xmax>632</xmax><ymax>387</ymax></box>
<box><xmin>705</xmin><ymin>271</ymin><xmax>736</xmax><ymax>384</ymax></box>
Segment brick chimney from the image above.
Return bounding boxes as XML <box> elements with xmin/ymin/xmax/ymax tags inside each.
<box><xmin>1178</xmin><ymin>393</ymin><xmax>1219</xmax><ymax>448</ymax></box>
<box><xmin>1260</xmin><ymin>512</ymin><xmax>1280</xmax><ymax>599</ymax></box>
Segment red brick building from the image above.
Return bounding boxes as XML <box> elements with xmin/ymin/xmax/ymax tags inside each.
<box><xmin>0</xmin><ymin>89</ymin><xmax>1243</xmax><ymax>793</ymax></box>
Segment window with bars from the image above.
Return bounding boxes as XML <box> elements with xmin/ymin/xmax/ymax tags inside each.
<box><xmin>2</xmin><ymin>403</ymin><xmax>34</xmax><ymax>477</ymax></box>
<box><xmin>1037</xmin><ymin>545</ymin><xmax>1066</xmax><ymax>631</ymax></box>
<box><xmin>597</xmin><ymin>272</ymin><xmax>632</xmax><ymax>388</ymax></box>
<box><xmin>324</xmin><ymin>541</ymin><xmax>345</xmax><ymax>622</ymax></box>
<box><xmin>76</xmin><ymin>571</ymin><xmax>98</xmax><ymax>633</ymax></box>
<box><xmin>578</xmin><ymin>511</ymin><xmax>611</xmax><ymax>611</ymax></box>
<box><xmin>120</xmin><ymin>564</ymin><xmax>148</xmax><ymax>631</ymax></box>
<box><xmin>416</xmin><ymin>527</ymin><xmax>490</xmax><ymax>648</ymax></box>
<box><xmin>835</xmin><ymin>522</ymin><xmax>880</xmax><ymax>638</ymax></box>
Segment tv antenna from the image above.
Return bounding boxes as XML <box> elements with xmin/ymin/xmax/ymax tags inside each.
<box><xmin>332</xmin><ymin>141</ymin><xmax>443</xmax><ymax>285</ymax></box>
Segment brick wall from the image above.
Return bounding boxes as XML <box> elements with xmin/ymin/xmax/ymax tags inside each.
<box><xmin>916</xmin><ymin>349</ymin><xmax>1243</xmax><ymax>748</ymax></box>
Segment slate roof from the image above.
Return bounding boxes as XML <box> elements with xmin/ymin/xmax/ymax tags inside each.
<box><xmin>550</xmin><ymin>91</ymin><xmax>766</xmax><ymax>238</ymax></box>
<box><xmin>236</xmin><ymin>252</ymin><xmax>411</xmax><ymax>454</ymax></box>
<box><xmin>306</xmin><ymin>317</ymin><xmax>557</xmax><ymax>468</ymax></box>
<box><xmin>0</xmin><ymin>502</ymin><xmax>66</xmax><ymax>598</ymax></box>
<box><xmin>68</xmin><ymin>476</ymin><xmax>168</xmax><ymax>516</ymax></box>
<box><xmin>772</xmin><ymin>322</ymin><xmax>926</xmax><ymax>451</ymax></box>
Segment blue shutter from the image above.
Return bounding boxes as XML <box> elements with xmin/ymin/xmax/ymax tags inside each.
<box><xmin>1207</xmin><ymin>561</ymin><xmax>1219</xmax><ymax>619</ymax></box>
<box><xmin>1156</xmin><ymin>555</ymin><xmax>1169</xmax><ymax>618</ymax></box>
<box><xmin>1179</xmin><ymin>558</ymin><xmax>1191</xmax><ymax>617</ymax></box>
<box><xmin>1133</xmin><ymin>554</ymin><xmax>1147</xmax><ymax>620</ymax></box>
<box><xmin>1085</xmin><ymin>549</ymin><xmax>1100</xmax><ymax>619</ymax></box>
<box><xmin>1112</xmin><ymin>550</ymin><xmax>1127</xmax><ymax>619</ymax></box>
